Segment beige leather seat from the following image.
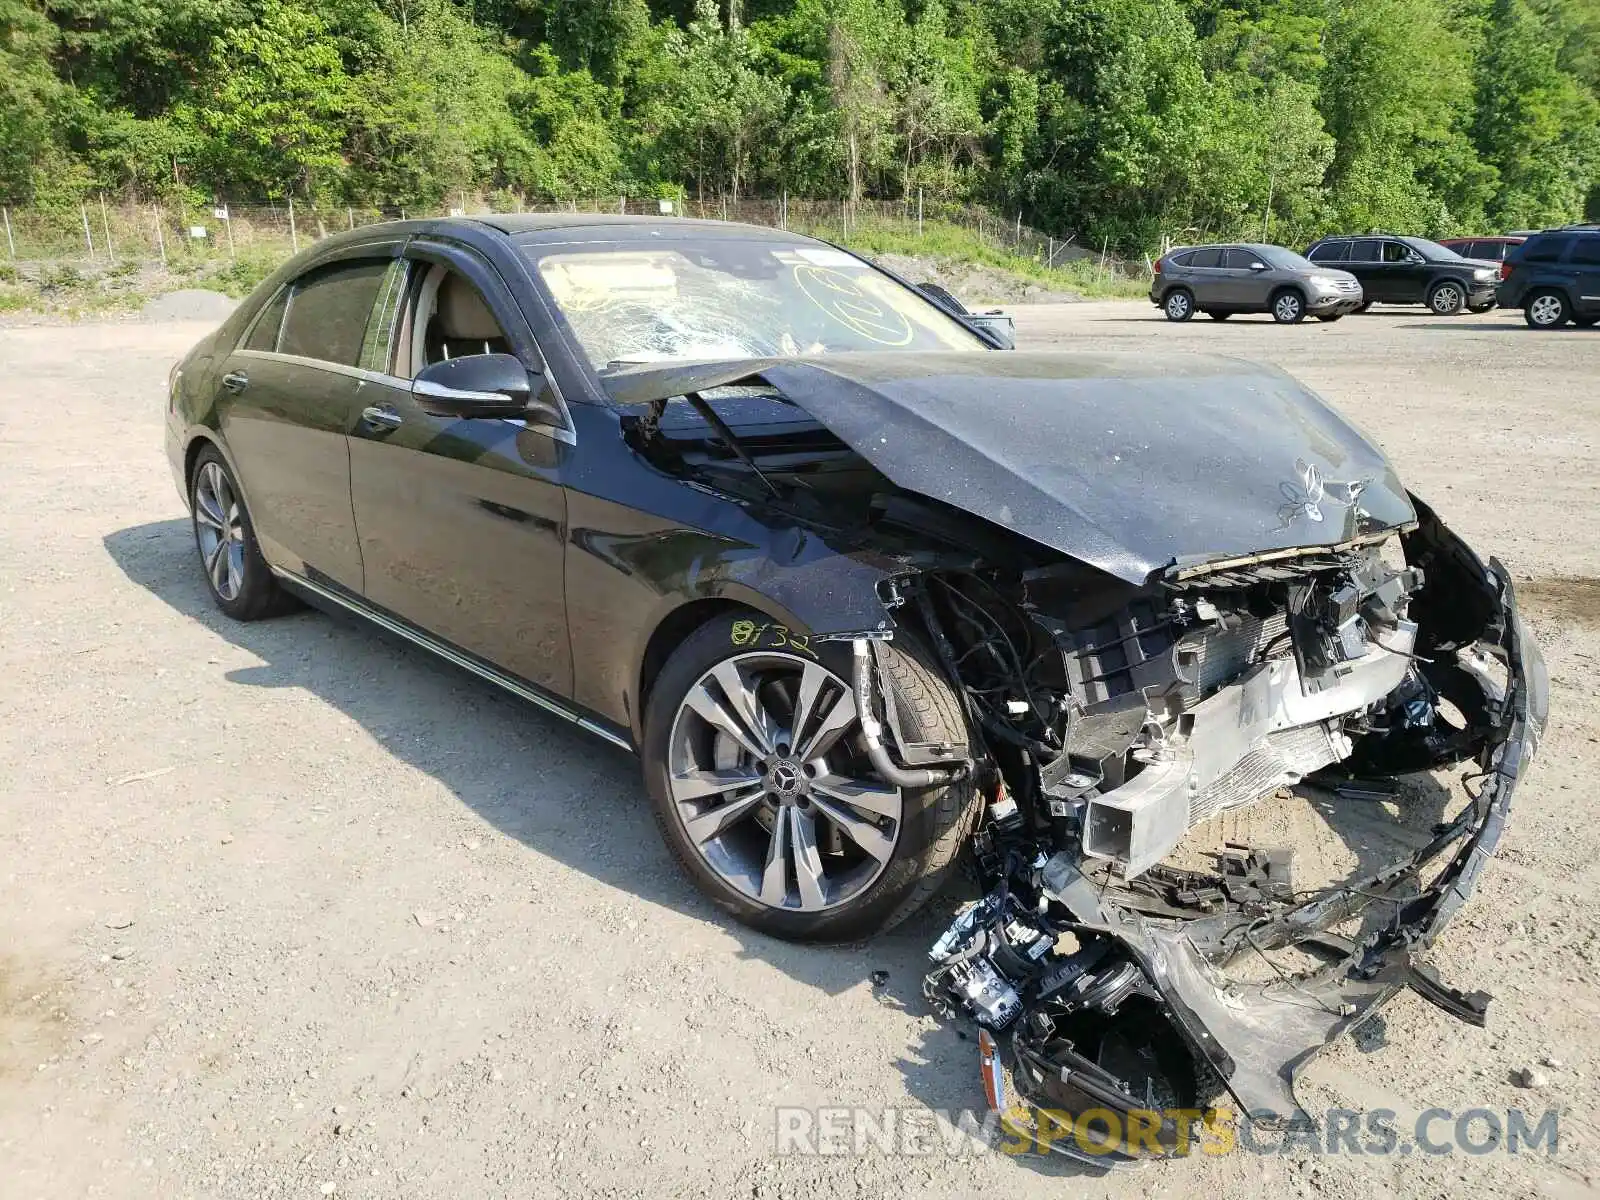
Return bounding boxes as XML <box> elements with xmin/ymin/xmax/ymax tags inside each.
<box><xmin>426</xmin><ymin>273</ymin><xmax>509</xmax><ymax>363</ymax></box>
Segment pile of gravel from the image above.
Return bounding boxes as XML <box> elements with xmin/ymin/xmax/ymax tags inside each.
<box><xmin>140</xmin><ymin>289</ymin><xmax>238</xmax><ymax>322</ymax></box>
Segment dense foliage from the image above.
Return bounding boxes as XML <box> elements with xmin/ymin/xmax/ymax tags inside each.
<box><xmin>3</xmin><ymin>0</ymin><xmax>1597</xmax><ymax>249</ymax></box>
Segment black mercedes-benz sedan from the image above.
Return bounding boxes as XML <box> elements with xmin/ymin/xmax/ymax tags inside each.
<box><xmin>168</xmin><ymin>214</ymin><xmax>1544</xmax><ymax>1145</ymax></box>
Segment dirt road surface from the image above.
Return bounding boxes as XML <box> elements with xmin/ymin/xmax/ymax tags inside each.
<box><xmin>2</xmin><ymin>304</ymin><xmax>1598</xmax><ymax>1199</ymax></box>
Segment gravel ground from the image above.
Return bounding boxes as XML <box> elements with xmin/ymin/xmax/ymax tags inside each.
<box><xmin>2</xmin><ymin>303</ymin><xmax>1598</xmax><ymax>1199</ymax></box>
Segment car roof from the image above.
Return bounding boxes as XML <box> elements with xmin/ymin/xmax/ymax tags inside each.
<box><xmin>1167</xmin><ymin>242</ymin><xmax>1280</xmax><ymax>254</ymax></box>
<box><xmin>474</xmin><ymin>212</ymin><xmax>804</xmax><ymax>244</ymax></box>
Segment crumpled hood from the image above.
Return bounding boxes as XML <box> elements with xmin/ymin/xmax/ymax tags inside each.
<box><xmin>605</xmin><ymin>351</ymin><xmax>1416</xmax><ymax>584</ymax></box>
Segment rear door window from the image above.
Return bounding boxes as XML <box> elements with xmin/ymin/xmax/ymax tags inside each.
<box><xmin>1222</xmin><ymin>248</ymin><xmax>1266</xmax><ymax>269</ymax></box>
<box><xmin>279</xmin><ymin>259</ymin><xmax>393</xmax><ymax>366</ymax></box>
<box><xmin>1347</xmin><ymin>240</ymin><xmax>1381</xmax><ymax>263</ymax></box>
<box><xmin>1381</xmin><ymin>241</ymin><xmax>1410</xmax><ymax>263</ymax></box>
<box><xmin>1309</xmin><ymin>242</ymin><xmax>1348</xmax><ymax>263</ymax></box>
<box><xmin>1524</xmin><ymin>236</ymin><xmax>1573</xmax><ymax>264</ymax></box>
<box><xmin>1186</xmin><ymin>248</ymin><xmax>1222</xmax><ymax>268</ymax></box>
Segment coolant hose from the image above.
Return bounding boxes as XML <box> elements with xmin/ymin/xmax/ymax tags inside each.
<box><xmin>851</xmin><ymin>638</ymin><xmax>962</xmax><ymax>789</ymax></box>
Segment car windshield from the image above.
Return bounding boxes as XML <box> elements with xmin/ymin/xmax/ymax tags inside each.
<box><xmin>1261</xmin><ymin>246</ymin><xmax>1319</xmax><ymax>270</ymax></box>
<box><xmin>522</xmin><ymin>237</ymin><xmax>987</xmax><ymax>371</ymax></box>
<box><xmin>1400</xmin><ymin>236</ymin><xmax>1464</xmax><ymax>262</ymax></box>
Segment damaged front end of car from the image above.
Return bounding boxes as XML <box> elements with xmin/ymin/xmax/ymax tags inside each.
<box><xmin>605</xmin><ymin>353</ymin><xmax>1548</xmax><ymax>1157</ymax></box>
<box><xmin>908</xmin><ymin>497</ymin><xmax>1546</xmax><ymax>1158</ymax></box>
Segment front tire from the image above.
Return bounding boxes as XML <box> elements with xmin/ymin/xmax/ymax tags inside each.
<box><xmin>1163</xmin><ymin>289</ymin><xmax>1194</xmax><ymax>321</ymax></box>
<box><xmin>1428</xmin><ymin>281</ymin><xmax>1465</xmax><ymax>315</ymax></box>
<box><xmin>1525</xmin><ymin>290</ymin><xmax>1569</xmax><ymax>328</ymax></box>
<box><xmin>642</xmin><ymin>612</ymin><xmax>977</xmax><ymax>941</ymax></box>
<box><xmin>1271</xmin><ymin>289</ymin><xmax>1305</xmax><ymax>324</ymax></box>
<box><xmin>189</xmin><ymin>445</ymin><xmax>296</xmax><ymax>620</ymax></box>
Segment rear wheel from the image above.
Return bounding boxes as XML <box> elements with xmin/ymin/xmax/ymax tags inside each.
<box><xmin>1428</xmin><ymin>281</ymin><xmax>1465</xmax><ymax>315</ymax></box>
<box><xmin>642</xmin><ymin>612</ymin><xmax>977</xmax><ymax>941</ymax></box>
<box><xmin>1163</xmin><ymin>289</ymin><xmax>1194</xmax><ymax>322</ymax></box>
<box><xmin>189</xmin><ymin>446</ymin><xmax>296</xmax><ymax>621</ymax></box>
<box><xmin>1525</xmin><ymin>290</ymin><xmax>1569</xmax><ymax>329</ymax></box>
<box><xmin>1270</xmin><ymin>289</ymin><xmax>1305</xmax><ymax>324</ymax></box>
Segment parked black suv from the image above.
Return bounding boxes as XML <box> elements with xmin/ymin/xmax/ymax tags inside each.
<box><xmin>1495</xmin><ymin>225</ymin><xmax>1600</xmax><ymax>329</ymax></box>
<box><xmin>1304</xmin><ymin>235</ymin><xmax>1499</xmax><ymax>314</ymax></box>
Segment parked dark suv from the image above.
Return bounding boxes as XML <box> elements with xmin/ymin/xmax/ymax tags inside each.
<box><xmin>1304</xmin><ymin>235</ymin><xmax>1499</xmax><ymax>314</ymax></box>
<box><xmin>1495</xmin><ymin>226</ymin><xmax>1600</xmax><ymax>329</ymax></box>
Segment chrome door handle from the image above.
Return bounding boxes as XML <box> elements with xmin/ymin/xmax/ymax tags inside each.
<box><xmin>221</xmin><ymin>370</ymin><xmax>249</xmax><ymax>394</ymax></box>
<box><xmin>361</xmin><ymin>404</ymin><xmax>402</xmax><ymax>430</ymax></box>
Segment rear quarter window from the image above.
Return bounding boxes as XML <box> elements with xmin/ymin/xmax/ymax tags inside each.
<box><xmin>1524</xmin><ymin>236</ymin><xmax>1574</xmax><ymax>264</ymax></box>
<box><xmin>242</xmin><ymin>286</ymin><xmax>289</xmax><ymax>352</ymax></box>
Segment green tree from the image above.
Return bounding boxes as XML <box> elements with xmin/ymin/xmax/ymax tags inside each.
<box><xmin>0</xmin><ymin>0</ymin><xmax>63</xmax><ymax>203</ymax></box>
<box><xmin>177</xmin><ymin>0</ymin><xmax>354</xmax><ymax>198</ymax></box>
<box><xmin>1474</xmin><ymin>0</ymin><xmax>1600</xmax><ymax>225</ymax></box>
<box><xmin>1320</xmin><ymin>0</ymin><xmax>1495</xmax><ymax>234</ymax></box>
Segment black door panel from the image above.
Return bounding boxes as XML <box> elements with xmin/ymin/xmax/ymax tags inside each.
<box><xmin>348</xmin><ymin>385</ymin><xmax>572</xmax><ymax>696</ymax></box>
<box><xmin>346</xmin><ymin>245</ymin><xmax>576</xmax><ymax>698</ymax></box>
<box><xmin>218</xmin><ymin>353</ymin><xmax>367</xmax><ymax>589</ymax></box>
<box><xmin>214</xmin><ymin>252</ymin><xmax>401</xmax><ymax>590</ymax></box>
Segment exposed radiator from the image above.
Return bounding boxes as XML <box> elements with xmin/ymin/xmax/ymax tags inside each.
<box><xmin>1179</xmin><ymin>611</ymin><xmax>1291</xmax><ymax>700</ymax></box>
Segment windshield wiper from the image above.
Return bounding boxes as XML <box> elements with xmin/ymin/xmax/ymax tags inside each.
<box><xmin>682</xmin><ymin>390</ymin><xmax>781</xmax><ymax>498</ymax></box>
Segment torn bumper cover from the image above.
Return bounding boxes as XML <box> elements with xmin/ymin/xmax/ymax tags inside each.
<box><xmin>928</xmin><ymin>539</ymin><xmax>1546</xmax><ymax>1158</ymax></box>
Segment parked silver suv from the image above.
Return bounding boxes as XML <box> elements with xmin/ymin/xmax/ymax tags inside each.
<box><xmin>1151</xmin><ymin>243</ymin><xmax>1364</xmax><ymax>324</ymax></box>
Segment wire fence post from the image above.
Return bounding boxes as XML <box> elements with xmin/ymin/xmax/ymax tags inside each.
<box><xmin>917</xmin><ymin>187</ymin><xmax>923</xmax><ymax>237</ymax></box>
<box><xmin>81</xmin><ymin>204</ymin><xmax>94</xmax><ymax>258</ymax></box>
<box><xmin>99</xmin><ymin>193</ymin><xmax>115</xmax><ymax>258</ymax></box>
<box><xmin>2</xmin><ymin>207</ymin><xmax>13</xmax><ymax>259</ymax></box>
<box><xmin>288</xmin><ymin>198</ymin><xmax>298</xmax><ymax>253</ymax></box>
<box><xmin>222</xmin><ymin>202</ymin><xmax>235</xmax><ymax>261</ymax></box>
<box><xmin>347</xmin><ymin>207</ymin><xmax>354</xmax><ymax>230</ymax></box>
<box><xmin>153</xmin><ymin>205</ymin><xmax>167</xmax><ymax>268</ymax></box>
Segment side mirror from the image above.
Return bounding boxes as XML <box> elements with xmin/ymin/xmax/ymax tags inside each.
<box><xmin>1249</xmin><ymin>261</ymin><xmax>1268</xmax><ymax>271</ymax></box>
<box><xmin>413</xmin><ymin>353</ymin><xmax>532</xmax><ymax>420</ymax></box>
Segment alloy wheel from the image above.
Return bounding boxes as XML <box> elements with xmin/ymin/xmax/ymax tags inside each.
<box><xmin>665</xmin><ymin>651</ymin><xmax>902</xmax><ymax>913</ymax></box>
<box><xmin>1273</xmin><ymin>293</ymin><xmax>1303</xmax><ymax>323</ymax></box>
<box><xmin>1431</xmin><ymin>283</ymin><xmax>1463</xmax><ymax>314</ymax></box>
<box><xmin>1529</xmin><ymin>294</ymin><xmax>1565</xmax><ymax>327</ymax></box>
<box><xmin>193</xmin><ymin>461</ymin><xmax>246</xmax><ymax>602</ymax></box>
<box><xmin>1165</xmin><ymin>292</ymin><xmax>1191</xmax><ymax>320</ymax></box>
